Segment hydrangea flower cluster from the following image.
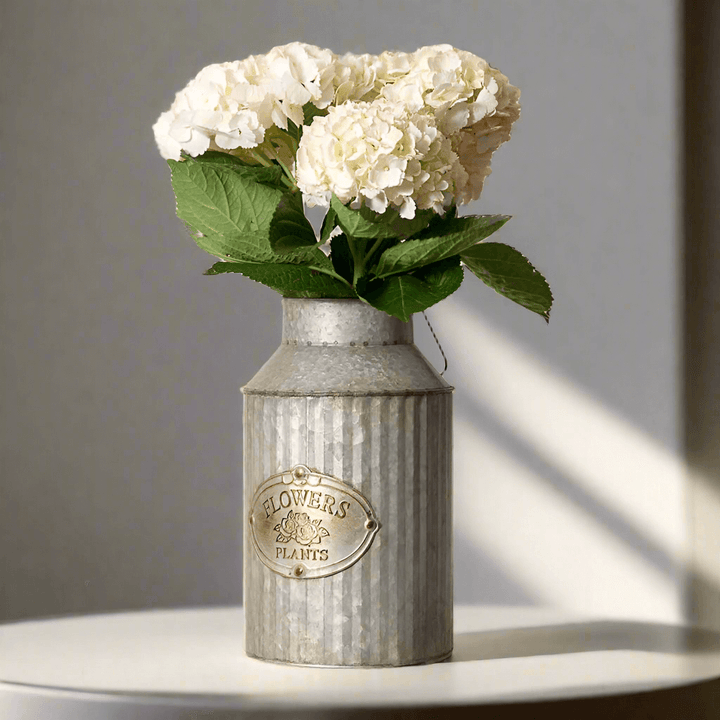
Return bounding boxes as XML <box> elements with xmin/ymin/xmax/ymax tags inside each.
<box><xmin>153</xmin><ymin>43</ymin><xmax>336</xmax><ymax>165</ymax></box>
<box><xmin>296</xmin><ymin>100</ymin><xmax>467</xmax><ymax>218</ymax></box>
<box><xmin>157</xmin><ymin>44</ymin><xmax>552</xmax><ymax>322</ymax></box>
<box><xmin>153</xmin><ymin>42</ymin><xmax>520</xmax><ymax>218</ymax></box>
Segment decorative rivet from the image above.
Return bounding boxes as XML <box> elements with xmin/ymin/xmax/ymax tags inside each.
<box><xmin>293</xmin><ymin>564</ymin><xmax>305</xmax><ymax>577</ymax></box>
<box><xmin>366</xmin><ymin>519</ymin><xmax>377</xmax><ymax>531</ymax></box>
<box><xmin>293</xmin><ymin>466</ymin><xmax>306</xmax><ymax>478</ymax></box>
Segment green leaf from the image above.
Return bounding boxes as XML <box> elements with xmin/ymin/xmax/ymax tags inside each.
<box><xmin>320</xmin><ymin>207</ymin><xmax>338</xmax><ymax>243</ymax></box>
<box><xmin>169</xmin><ymin>155</ymin><xmax>323</xmax><ymax>266</ymax></box>
<box><xmin>286</xmin><ymin>245</ymin><xmax>337</xmax><ymax>270</ymax></box>
<box><xmin>194</xmin><ymin>229</ymin><xmax>332</xmax><ymax>269</ymax></box>
<box><xmin>204</xmin><ymin>261</ymin><xmax>356</xmax><ymax>298</ymax></box>
<box><xmin>169</xmin><ymin>156</ymin><xmax>285</xmax><ymax>239</ymax></box>
<box><xmin>285</xmin><ymin>119</ymin><xmax>303</xmax><ymax>144</ymax></box>
<box><xmin>374</xmin><ymin>215</ymin><xmax>510</xmax><ymax>278</ymax></box>
<box><xmin>330</xmin><ymin>195</ymin><xmax>435</xmax><ymax>240</ymax></box>
<box><xmin>269</xmin><ymin>191</ymin><xmax>319</xmax><ymax>254</ymax></box>
<box><xmin>183</xmin><ymin>151</ymin><xmax>285</xmax><ymax>187</ymax></box>
<box><xmin>303</xmin><ymin>102</ymin><xmax>328</xmax><ymax>127</ymax></box>
<box><xmin>178</xmin><ymin>213</ymin><xmax>275</xmax><ymax>264</ymax></box>
<box><xmin>329</xmin><ymin>233</ymin><xmax>354</xmax><ymax>284</ymax></box>
<box><xmin>421</xmin><ymin>202</ymin><xmax>458</xmax><ymax>237</ymax></box>
<box><xmin>359</xmin><ymin>256</ymin><xmax>464</xmax><ymax>322</ymax></box>
<box><xmin>461</xmin><ymin>243</ymin><xmax>553</xmax><ymax>322</ymax></box>
<box><xmin>192</xmin><ymin>231</ymin><xmax>267</xmax><ymax>262</ymax></box>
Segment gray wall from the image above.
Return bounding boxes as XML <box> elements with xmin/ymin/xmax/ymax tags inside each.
<box><xmin>1</xmin><ymin>1</ymin><xmax>681</xmax><ymax>622</ymax></box>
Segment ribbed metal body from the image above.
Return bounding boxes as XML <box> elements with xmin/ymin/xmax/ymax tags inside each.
<box><xmin>242</xmin><ymin>299</ymin><xmax>453</xmax><ymax>666</ymax></box>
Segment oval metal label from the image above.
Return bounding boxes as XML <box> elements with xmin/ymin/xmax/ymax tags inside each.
<box><xmin>249</xmin><ymin>465</ymin><xmax>380</xmax><ymax>580</ymax></box>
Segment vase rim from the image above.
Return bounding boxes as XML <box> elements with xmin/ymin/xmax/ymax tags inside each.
<box><xmin>281</xmin><ymin>297</ymin><xmax>413</xmax><ymax>347</ymax></box>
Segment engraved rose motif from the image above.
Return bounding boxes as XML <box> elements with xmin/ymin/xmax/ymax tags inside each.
<box><xmin>275</xmin><ymin>510</ymin><xmax>330</xmax><ymax>546</ymax></box>
<box><xmin>280</xmin><ymin>514</ymin><xmax>297</xmax><ymax>536</ymax></box>
<box><xmin>294</xmin><ymin>513</ymin><xmax>320</xmax><ymax>545</ymax></box>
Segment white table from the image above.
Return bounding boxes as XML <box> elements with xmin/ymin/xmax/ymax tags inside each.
<box><xmin>1</xmin><ymin>605</ymin><xmax>720</xmax><ymax>719</ymax></box>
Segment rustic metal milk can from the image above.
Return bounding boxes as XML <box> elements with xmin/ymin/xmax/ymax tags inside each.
<box><xmin>242</xmin><ymin>297</ymin><xmax>453</xmax><ymax>666</ymax></box>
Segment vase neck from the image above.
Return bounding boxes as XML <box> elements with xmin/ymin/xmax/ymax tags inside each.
<box><xmin>281</xmin><ymin>299</ymin><xmax>413</xmax><ymax>346</ymax></box>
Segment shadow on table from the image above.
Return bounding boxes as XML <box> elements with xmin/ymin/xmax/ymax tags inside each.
<box><xmin>7</xmin><ymin>622</ymin><xmax>720</xmax><ymax>720</ymax></box>
<box><xmin>337</xmin><ymin>679</ymin><xmax>720</xmax><ymax>720</ymax></box>
<box><xmin>451</xmin><ymin>620</ymin><xmax>720</xmax><ymax>663</ymax></box>
<box><xmin>17</xmin><ymin>678</ymin><xmax>717</xmax><ymax>720</ymax></box>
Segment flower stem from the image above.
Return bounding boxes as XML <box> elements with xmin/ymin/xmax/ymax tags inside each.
<box><xmin>249</xmin><ymin>150</ymin><xmax>272</xmax><ymax>167</ymax></box>
<box><xmin>264</xmin><ymin>147</ymin><xmax>298</xmax><ymax>189</ymax></box>
<box><xmin>309</xmin><ymin>265</ymin><xmax>353</xmax><ymax>288</ymax></box>
<box><xmin>363</xmin><ymin>237</ymin><xmax>385</xmax><ymax>268</ymax></box>
<box><xmin>347</xmin><ymin>236</ymin><xmax>365</xmax><ymax>287</ymax></box>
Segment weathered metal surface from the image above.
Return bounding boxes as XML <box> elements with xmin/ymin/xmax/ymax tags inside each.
<box><xmin>242</xmin><ymin>298</ymin><xmax>453</xmax><ymax>667</ymax></box>
<box><xmin>243</xmin><ymin>299</ymin><xmax>448</xmax><ymax>396</ymax></box>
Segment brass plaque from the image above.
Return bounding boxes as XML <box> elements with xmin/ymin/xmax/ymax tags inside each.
<box><xmin>249</xmin><ymin>464</ymin><xmax>380</xmax><ymax>579</ymax></box>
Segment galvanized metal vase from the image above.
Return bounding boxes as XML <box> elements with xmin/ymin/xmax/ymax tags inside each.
<box><xmin>242</xmin><ymin>298</ymin><xmax>453</xmax><ymax>666</ymax></box>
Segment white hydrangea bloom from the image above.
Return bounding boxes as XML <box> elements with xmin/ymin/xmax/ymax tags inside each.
<box><xmin>366</xmin><ymin>45</ymin><xmax>520</xmax><ymax>204</ymax></box>
<box><xmin>295</xmin><ymin>101</ymin><xmax>467</xmax><ymax>219</ymax></box>
<box><xmin>233</xmin><ymin>42</ymin><xmax>336</xmax><ymax>129</ymax></box>
<box><xmin>376</xmin><ymin>45</ymin><xmax>503</xmax><ymax>134</ymax></box>
<box><xmin>153</xmin><ymin>42</ymin><xmax>519</xmax><ymax>209</ymax></box>
<box><xmin>372</xmin><ymin>50</ymin><xmax>414</xmax><ymax>89</ymax></box>
<box><xmin>152</xmin><ymin>62</ymin><xmax>265</xmax><ymax>160</ymax></box>
<box><xmin>332</xmin><ymin>52</ymin><xmax>378</xmax><ymax>104</ymax></box>
<box><xmin>152</xmin><ymin>43</ymin><xmax>337</xmax><ymax>161</ymax></box>
<box><xmin>451</xmin><ymin>68</ymin><xmax>521</xmax><ymax>204</ymax></box>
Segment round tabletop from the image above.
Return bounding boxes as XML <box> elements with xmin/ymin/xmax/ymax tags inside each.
<box><xmin>1</xmin><ymin>605</ymin><xmax>720</xmax><ymax>719</ymax></box>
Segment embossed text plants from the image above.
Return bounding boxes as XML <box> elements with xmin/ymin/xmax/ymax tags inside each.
<box><xmin>154</xmin><ymin>42</ymin><xmax>553</xmax><ymax>322</ymax></box>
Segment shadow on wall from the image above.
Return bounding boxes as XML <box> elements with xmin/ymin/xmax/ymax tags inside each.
<box><xmin>444</xmin><ymin>297</ymin><xmax>686</xmax><ymax>622</ymax></box>
<box><xmin>453</xmin><ymin>531</ymin><xmax>535</xmax><ymax>606</ymax></box>
<box><xmin>451</xmin><ymin>0</ymin><xmax>720</xmax><ymax>633</ymax></box>
<box><xmin>442</xmin><ymin>294</ymin><xmax>720</xmax><ymax>629</ymax></box>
